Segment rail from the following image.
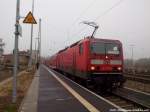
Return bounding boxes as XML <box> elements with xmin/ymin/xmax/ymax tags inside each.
<box><xmin>51</xmin><ymin>68</ymin><xmax>150</xmax><ymax>111</ymax></box>
<box><xmin>124</xmin><ymin>74</ymin><xmax>150</xmax><ymax>84</ymax></box>
<box><xmin>111</xmin><ymin>87</ymin><xmax>150</xmax><ymax>109</ymax></box>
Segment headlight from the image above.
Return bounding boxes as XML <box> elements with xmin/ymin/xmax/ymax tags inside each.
<box><xmin>117</xmin><ymin>67</ymin><xmax>122</xmax><ymax>71</ymax></box>
<box><xmin>91</xmin><ymin>66</ymin><xmax>95</xmax><ymax>70</ymax></box>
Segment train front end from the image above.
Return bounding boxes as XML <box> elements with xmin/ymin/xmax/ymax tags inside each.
<box><xmin>88</xmin><ymin>38</ymin><xmax>125</xmax><ymax>89</ymax></box>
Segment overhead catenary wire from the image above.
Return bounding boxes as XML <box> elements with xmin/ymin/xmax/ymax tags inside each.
<box><xmin>70</xmin><ymin>26</ymin><xmax>87</xmax><ymax>39</ymax></box>
<box><xmin>45</xmin><ymin>2</ymin><xmax>96</xmax><ymax>47</ymax></box>
<box><xmin>70</xmin><ymin>0</ymin><xmax>97</xmax><ymax>28</ymax></box>
<box><xmin>94</xmin><ymin>0</ymin><xmax>124</xmax><ymax>21</ymax></box>
<box><xmin>67</xmin><ymin>0</ymin><xmax>97</xmax><ymax>44</ymax></box>
<box><xmin>49</xmin><ymin>0</ymin><xmax>125</xmax><ymax>53</ymax></box>
<box><xmin>71</xmin><ymin>0</ymin><xmax>124</xmax><ymax>38</ymax></box>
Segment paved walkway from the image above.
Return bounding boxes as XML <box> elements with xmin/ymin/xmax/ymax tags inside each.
<box><xmin>18</xmin><ymin>66</ymin><xmax>120</xmax><ymax>112</ymax></box>
<box><xmin>37</xmin><ymin>66</ymin><xmax>88</xmax><ymax>112</ymax></box>
<box><xmin>19</xmin><ymin>71</ymin><xmax>39</xmax><ymax>112</ymax></box>
<box><xmin>19</xmin><ymin>67</ymin><xmax>88</xmax><ymax>112</ymax></box>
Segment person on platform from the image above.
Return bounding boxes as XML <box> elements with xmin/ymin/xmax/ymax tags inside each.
<box><xmin>36</xmin><ymin>62</ymin><xmax>39</xmax><ymax>69</ymax></box>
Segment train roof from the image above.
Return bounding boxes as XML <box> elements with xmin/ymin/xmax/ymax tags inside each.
<box><xmin>57</xmin><ymin>36</ymin><xmax>122</xmax><ymax>54</ymax></box>
<box><xmin>58</xmin><ymin>47</ymin><xmax>68</xmax><ymax>53</ymax></box>
<box><xmin>82</xmin><ymin>36</ymin><xmax>122</xmax><ymax>43</ymax></box>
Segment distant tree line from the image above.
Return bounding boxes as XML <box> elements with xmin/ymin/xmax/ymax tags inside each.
<box><xmin>124</xmin><ymin>58</ymin><xmax>150</xmax><ymax>73</ymax></box>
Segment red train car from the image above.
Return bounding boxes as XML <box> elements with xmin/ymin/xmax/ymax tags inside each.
<box><xmin>49</xmin><ymin>37</ymin><xmax>125</xmax><ymax>89</ymax></box>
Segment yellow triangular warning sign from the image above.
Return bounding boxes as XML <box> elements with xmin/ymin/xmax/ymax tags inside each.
<box><xmin>23</xmin><ymin>11</ymin><xmax>37</xmax><ymax>24</ymax></box>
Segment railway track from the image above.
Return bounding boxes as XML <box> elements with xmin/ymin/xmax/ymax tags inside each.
<box><xmin>53</xmin><ymin>69</ymin><xmax>150</xmax><ymax>111</ymax></box>
<box><xmin>83</xmin><ymin>83</ymin><xmax>149</xmax><ymax>111</ymax></box>
<box><xmin>104</xmin><ymin>94</ymin><xmax>143</xmax><ymax>110</ymax></box>
<box><xmin>135</xmin><ymin>74</ymin><xmax>150</xmax><ymax>78</ymax></box>
<box><xmin>124</xmin><ymin>74</ymin><xmax>150</xmax><ymax>84</ymax></box>
<box><xmin>72</xmin><ymin>76</ymin><xmax>150</xmax><ymax>111</ymax></box>
<box><xmin>124</xmin><ymin>72</ymin><xmax>150</xmax><ymax>78</ymax></box>
<box><xmin>102</xmin><ymin>87</ymin><xmax>150</xmax><ymax>111</ymax></box>
<box><xmin>74</xmin><ymin>77</ymin><xmax>150</xmax><ymax>111</ymax></box>
<box><xmin>125</xmin><ymin>73</ymin><xmax>150</xmax><ymax>78</ymax></box>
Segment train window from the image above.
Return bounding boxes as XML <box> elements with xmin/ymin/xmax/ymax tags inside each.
<box><xmin>106</xmin><ymin>43</ymin><xmax>120</xmax><ymax>55</ymax></box>
<box><xmin>91</xmin><ymin>42</ymin><xmax>105</xmax><ymax>54</ymax></box>
<box><xmin>91</xmin><ymin>42</ymin><xmax>120</xmax><ymax>55</ymax></box>
<box><xmin>79</xmin><ymin>43</ymin><xmax>83</xmax><ymax>54</ymax></box>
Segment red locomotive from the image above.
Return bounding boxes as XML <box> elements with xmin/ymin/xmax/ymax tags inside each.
<box><xmin>48</xmin><ymin>37</ymin><xmax>125</xmax><ymax>90</ymax></box>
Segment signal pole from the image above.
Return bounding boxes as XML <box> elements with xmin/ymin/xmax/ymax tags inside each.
<box><xmin>35</xmin><ymin>37</ymin><xmax>39</xmax><ymax>64</ymax></box>
<box><xmin>37</xmin><ymin>19</ymin><xmax>41</xmax><ymax>63</ymax></box>
<box><xmin>0</xmin><ymin>39</ymin><xmax>5</xmax><ymax>56</ymax></box>
<box><xmin>130</xmin><ymin>44</ymin><xmax>135</xmax><ymax>75</ymax></box>
<box><xmin>39</xmin><ymin>19</ymin><xmax>41</xmax><ymax>62</ymax></box>
<box><xmin>34</xmin><ymin>38</ymin><xmax>37</xmax><ymax>64</ymax></box>
<box><xmin>28</xmin><ymin>0</ymin><xmax>35</xmax><ymax>68</ymax></box>
<box><xmin>13</xmin><ymin>0</ymin><xmax>20</xmax><ymax>103</ymax></box>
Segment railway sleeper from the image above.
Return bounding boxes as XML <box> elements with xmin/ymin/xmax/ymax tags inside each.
<box><xmin>114</xmin><ymin>101</ymin><xmax>128</xmax><ymax>106</ymax></box>
<box><xmin>109</xmin><ymin>98</ymin><xmax>122</xmax><ymax>102</ymax></box>
<box><xmin>121</xmin><ymin>104</ymin><xmax>134</xmax><ymax>109</ymax></box>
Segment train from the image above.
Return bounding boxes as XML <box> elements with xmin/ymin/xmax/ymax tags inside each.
<box><xmin>46</xmin><ymin>37</ymin><xmax>125</xmax><ymax>91</ymax></box>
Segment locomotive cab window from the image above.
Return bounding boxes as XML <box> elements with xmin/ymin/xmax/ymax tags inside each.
<box><xmin>91</xmin><ymin>42</ymin><xmax>120</xmax><ymax>55</ymax></box>
<box><xmin>106</xmin><ymin>43</ymin><xmax>120</xmax><ymax>55</ymax></box>
<box><xmin>90</xmin><ymin>42</ymin><xmax>105</xmax><ymax>54</ymax></box>
<box><xmin>79</xmin><ymin>43</ymin><xmax>83</xmax><ymax>55</ymax></box>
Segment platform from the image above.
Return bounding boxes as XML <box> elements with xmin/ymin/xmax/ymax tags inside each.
<box><xmin>19</xmin><ymin>65</ymin><xmax>121</xmax><ymax>112</ymax></box>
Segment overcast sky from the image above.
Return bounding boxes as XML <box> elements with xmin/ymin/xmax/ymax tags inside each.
<box><xmin>0</xmin><ymin>0</ymin><xmax>150</xmax><ymax>59</ymax></box>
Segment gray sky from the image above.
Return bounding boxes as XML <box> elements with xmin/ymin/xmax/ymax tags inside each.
<box><xmin>0</xmin><ymin>0</ymin><xmax>150</xmax><ymax>59</ymax></box>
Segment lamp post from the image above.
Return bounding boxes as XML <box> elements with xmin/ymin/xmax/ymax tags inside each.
<box><xmin>28</xmin><ymin>0</ymin><xmax>35</xmax><ymax>68</ymax></box>
<box><xmin>13</xmin><ymin>0</ymin><xmax>20</xmax><ymax>103</ymax></box>
<box><xmin>34</xmin><ymin>18</ymin><xmax>41</xmax><ymax>66</ymax></box>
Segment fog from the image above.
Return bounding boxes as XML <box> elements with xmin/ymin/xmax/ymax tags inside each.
<box><xmin>0</xmin><ymin>0</ymin><xmax>150</xmax><ymax>59</ymax></box>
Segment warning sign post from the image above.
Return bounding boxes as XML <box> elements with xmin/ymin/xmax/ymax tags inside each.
<box><xmin>23</xmin><ymin>11</ymin><xmax>37</xmax><ymax>24</ymax></box>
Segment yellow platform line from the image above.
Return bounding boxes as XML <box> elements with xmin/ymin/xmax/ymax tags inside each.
<box><xmin>48</xmin><ymin>69</ymin><xmax>100</xmax><ymax>112</ymax></box>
